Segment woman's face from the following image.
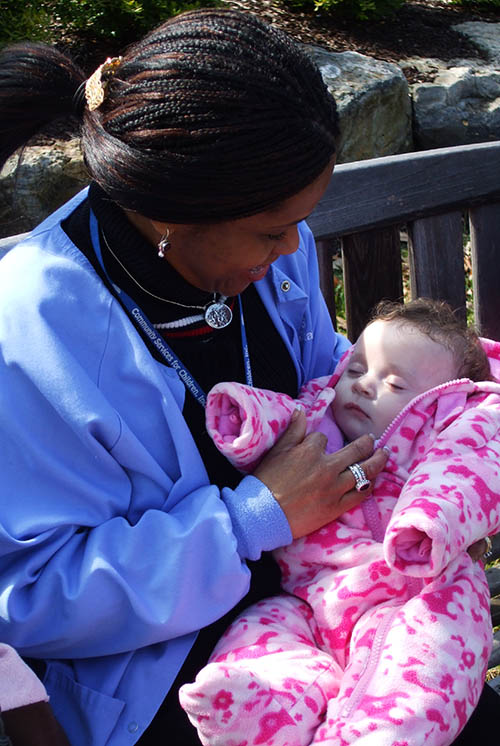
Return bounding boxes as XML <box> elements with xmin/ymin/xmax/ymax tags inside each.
<box><xmin>153</xmin><ymin>159</ymin><xmax>335</xmax><ymax>296</ymax></box>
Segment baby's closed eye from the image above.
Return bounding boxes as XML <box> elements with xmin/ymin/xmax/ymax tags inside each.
<box><xmin>386</xmin><ymin>378</ymin><xmax>406</xmax><ymax>391</ymax></box>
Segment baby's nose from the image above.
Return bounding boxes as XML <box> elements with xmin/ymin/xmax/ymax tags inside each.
<box><xmin>353</xmin><ymin>375</ymin><xmax>374</xmax><ymax>397</ymax></box>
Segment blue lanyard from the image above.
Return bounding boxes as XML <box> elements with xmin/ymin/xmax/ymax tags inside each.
<box><xmin>89</xmin><ymin>211</ymin><xmax>253</xmax><ymax>406</ymax></box>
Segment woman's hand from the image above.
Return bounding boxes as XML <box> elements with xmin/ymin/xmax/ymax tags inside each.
<box><xmin>253</xmin><ymin>408</ymin><xmax>388</xmax><ymax>540</ymax></box>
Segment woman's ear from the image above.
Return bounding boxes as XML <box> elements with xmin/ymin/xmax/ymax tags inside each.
<box><xmin>124</xmin><ymin>210</ymin><xmax>169</xmax><ymax>247</ymax></box>
<box><xmin>150</xmin><ymin>219</ymin><xmax>168</xmax><ymax>237</ymax></box>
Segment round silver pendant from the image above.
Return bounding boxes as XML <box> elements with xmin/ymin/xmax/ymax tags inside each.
<box><xmin>204</xmin><ymin>301</ymin><xmax>233</xmax><ymax>329</ymax></box>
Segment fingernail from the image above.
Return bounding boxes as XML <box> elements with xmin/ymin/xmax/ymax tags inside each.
<box><xmin>291</xmin><ymin>406</ymin><xmax>303</xmax><ymax>421</ymax></box>
<box><xmin>383</xmin><ymin>446</ymin><xmax>391</xmax><ymax>456</ymax></box>
<box><xmin>368</xmin><ymin>433</ymin><xmax>376</xmax><ymax>440</ymax></box>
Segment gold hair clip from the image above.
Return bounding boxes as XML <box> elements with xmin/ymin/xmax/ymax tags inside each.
<box><xmin>85</xmin><ymin>56</ymin><xmax>123</xmax><ymax>112</ymax></box>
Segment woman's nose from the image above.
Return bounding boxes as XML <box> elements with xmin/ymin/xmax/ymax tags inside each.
<box><xmin>277</xmin><ymin>226</ymin><xmax>299</xmax><ymax>256</ymax></box>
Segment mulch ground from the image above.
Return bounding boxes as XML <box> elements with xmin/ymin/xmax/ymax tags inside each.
<box><xmin>221</xmin><ymin>0</ymin><xmax>499</xmax><ymax>82</ymax></box>
<box><xmin>65</xmin><ymin>0</ymin><xmax>500</xmax><ymax>72</ymax></box>
<box><xmin>39</xmin><ymin>0</ymin><xmax>500</xmax><ymax>141</ymax></box>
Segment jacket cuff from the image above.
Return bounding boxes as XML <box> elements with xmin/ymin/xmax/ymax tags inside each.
<box><xmin>222</xmin><ymin>475</ymin><xmax>292</xmax><ymax>560</ymax></box>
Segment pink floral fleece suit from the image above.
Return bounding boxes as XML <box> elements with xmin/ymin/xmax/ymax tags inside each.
<box><xmin>180</xmin><ymin>338</ymin><xmax>500</xmax><ymax>746</ymax></box>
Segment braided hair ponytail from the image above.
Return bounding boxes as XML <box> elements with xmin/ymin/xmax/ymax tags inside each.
<box><xmin>1</xmin><ymin>9</ymin><xmax>339</xmax><ymax>223</ymax></box>
<box><xmin>0</xmin><ymin>43</ymin><xmax>85</xmax><ymax>169</ymax></box>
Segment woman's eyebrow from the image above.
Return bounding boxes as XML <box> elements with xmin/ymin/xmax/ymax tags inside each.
<box><xmin>270</xmin><ymin>213</ymin><xmax>311</xmax><ymax>229</ymax></box>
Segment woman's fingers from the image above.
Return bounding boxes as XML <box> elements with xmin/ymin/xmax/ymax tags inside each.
<box><xmin>268</xmin><ymin>406</ymin><xmax>307</xmax><ymax>452</ymax></box>
<box><xmin>253</xmin><ymin>425</ymin><xmax>389</xmax><ymax>540</ymax></box>
<box><xmin>333</xmin><ymin>433</ymin><xmax>377</xmax><ymax>471</ymax></box>
<box><xmin>330</xmin><ymin>437</ymin><xmax>389</xmax><ymax>495</ymax></box>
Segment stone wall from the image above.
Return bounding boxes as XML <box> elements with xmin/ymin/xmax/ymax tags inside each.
<box><xmin>0</xmin><ymin>139</ymin><xmax>87</xmax><ymax>237</ymax></box>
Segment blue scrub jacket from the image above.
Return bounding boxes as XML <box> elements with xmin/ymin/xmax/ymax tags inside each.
<box><xmin>0</xmin><ymin>189</ymin><xmax>350</xmax><ymax>745</ymax></box>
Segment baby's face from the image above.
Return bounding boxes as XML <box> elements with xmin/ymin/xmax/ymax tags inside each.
<box><xmin>331</xmin><ymin>319</ymin><xmax>458</xmax><ymax>441</ymax></box>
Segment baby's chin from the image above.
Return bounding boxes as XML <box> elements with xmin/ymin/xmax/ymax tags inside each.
<box><xmin>340</xmin><ymin>423</ymin><xmax>385</xmax><ymax>443</ymax></box>
<box><xmin>332</xmin><ymin>405</ymin><xmax>387</xmax><ymax>443</ymax></box>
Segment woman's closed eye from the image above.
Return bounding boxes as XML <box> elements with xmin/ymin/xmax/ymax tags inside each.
<box><xmin>266</xmin><ymin>231</ymin><xmax>286</xmax><ymax>241</ymax></box>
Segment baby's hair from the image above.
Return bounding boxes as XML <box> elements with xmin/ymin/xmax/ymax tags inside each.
<box><xmin>370</xmin><ymin>298</ymin><xmax>491</xmax><ymax>382</ymax></box>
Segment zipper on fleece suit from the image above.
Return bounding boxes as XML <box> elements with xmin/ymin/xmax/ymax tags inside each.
<box><xmin>347</xmin><ymin>378</ymin><xmax>476</xmax><ymax>715</ymax></box>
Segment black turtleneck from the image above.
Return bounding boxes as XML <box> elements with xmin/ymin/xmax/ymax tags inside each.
<box><xmin>61</xmin><ymin>184</ymin><xmax>299</xmax><ymax>744</ymax></box>
<box><xmin>62</xmin><ymin>183</ymin><xmax>298</xmax><ymax>489</ymax></box>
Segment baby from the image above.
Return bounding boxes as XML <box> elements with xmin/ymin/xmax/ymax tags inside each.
<box><xmin>180</xmin><ymin>299</ymin><xmax>500</xmax><ymax>746</ymax></box>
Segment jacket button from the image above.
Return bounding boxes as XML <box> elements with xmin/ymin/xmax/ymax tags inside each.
<box><xmin>281</xmin><ymin>280</ymin><xmax>291</xmax><ymax>292</ymax></box>
<box><xmin>128</xmin><ymin>722</ymin><xmax>139</xmax><ymax>733</ymax></box>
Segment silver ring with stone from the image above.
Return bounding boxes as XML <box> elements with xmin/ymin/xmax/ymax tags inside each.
<box><xmin>348</xmin><ymin>462</ymin><xmax>371</xmax><ymax>492</ymax></box>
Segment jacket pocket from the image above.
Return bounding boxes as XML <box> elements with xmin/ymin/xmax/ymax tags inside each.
<box><xmin>44</xmin><ymin>663</ymin><xmax>125</xmax><ymax>746</ymax></box>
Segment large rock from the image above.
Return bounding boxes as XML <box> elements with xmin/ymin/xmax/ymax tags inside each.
<box><xmin>407</xmin><ymin>23</ymin><xmax>500</xmax><ymax>150</ymax></box>
<box><xmin>308</xmin><ymin>47</ymin><xmax>413</xmax><ymax>163</ymax></box>
<box><xmin>409</xmin><ymin>60</ymin><xmax>500</xmax><ymax>150</ymax></box>
<box><xmin>0</xmin><ymin>138</ymin><xmax>87</xmax><ymax>238</ymax></box>
<box><xmin>454</xmin><ymin>21</ymin><xmax>500</xmax><ymax>64</ymax></box>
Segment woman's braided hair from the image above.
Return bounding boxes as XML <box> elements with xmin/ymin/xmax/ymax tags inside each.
<box><xmin>0</xmin><ymin>9</ymin><xmax>339</xmax><ymax>223</ymax></box>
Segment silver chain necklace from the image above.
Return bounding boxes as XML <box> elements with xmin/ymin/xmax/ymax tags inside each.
<box><xmin>101</xmin><ymin>231</ymin><xmax>233</xmax><ymax>329</ymax></box>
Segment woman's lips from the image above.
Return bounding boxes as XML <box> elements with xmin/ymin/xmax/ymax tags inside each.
<box><xmin>248</xmin><ymin>264</ymin><xmax>270</xmax><ymax>281</ymax></box>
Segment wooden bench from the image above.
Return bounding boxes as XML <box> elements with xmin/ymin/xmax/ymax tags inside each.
<box><xmin>308</xmin><ymin>139</ymin><xmax>500</xmax><ymax>672</ymax></box>
<box><xmin>2</xmin><ymin>140</ymin><xmax>500</xmax><ymax>673</ymax></box>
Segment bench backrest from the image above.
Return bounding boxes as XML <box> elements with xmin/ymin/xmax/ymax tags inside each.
<box><xmin>309</xmin><ymin>141</ymin><xmax>500</xmax><ymax>342</ymax></box>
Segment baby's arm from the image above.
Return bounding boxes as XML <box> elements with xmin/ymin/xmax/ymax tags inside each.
<box><xmin>384</xmin><ymin>397</ymin><xmax>500</xmax><ymax>576</ymax></box>
<box><xmin>206</xmin><ymin>375</ymin><xmax>341</xmax><ymax>472</ymax></box>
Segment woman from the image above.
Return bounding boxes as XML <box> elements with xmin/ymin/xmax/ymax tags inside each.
<box><xmin>0</xmin><ymin>9</ymin><xmax>491</xmax><ymax>746</ymax></box>
<box><xmin>0</xmin><ymin>10</ymin><xmax>386</xmax><ymax>745</ymax></box>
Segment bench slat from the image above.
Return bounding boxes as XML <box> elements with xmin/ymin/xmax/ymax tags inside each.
<box><xmin>489</xmin><ymin>631</ymin><xmax>500</xmax><ymax>668</ymax></box>
<box><xmin>309</xmin><ymin>142</ymin><xmax>500</xmax><ymax>240</ymax></box>
<box><xmin>490</xmin><ymin>597</ymin><xmax>500</xmax><ymax>626</ymax></box>
<box><xmin>342</xmin><ymin>227</ymin><xmax>403</xmax><ymax>341</ymax></box>
<box><xmin>487</xmin><ymin>566</ymin><xmax>500</xmax><ymax>598</ymax></box>
<box><xmin>490</xmin><ymin>533</ymin><xmax>500</xmax><ymax>562</ymax></box>
<box><xmin>316</xmin><ymin>239</ymin><xmax>339</xmax><ymax>328</ymax></box>
<box><xmin>470</xmin><ymin>202</ymin><xmax>500</xmax><ymax>340</ymax></box>
<box><xmin>408</xmin><ymin>211</ymin><xmax>467</xmax><ymax>320</ymax></box>
<box><xmin>488</xmin><ymin>675</ymin><xmax>500</xmax><ymax>695</ymax></box>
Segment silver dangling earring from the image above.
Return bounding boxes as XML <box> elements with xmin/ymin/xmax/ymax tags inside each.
<box><xmin>157</xmin><ymin>228</ymin><xmax>171</xmax><ymax>259</ymax></box>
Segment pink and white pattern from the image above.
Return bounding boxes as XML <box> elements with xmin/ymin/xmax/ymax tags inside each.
<box><xmin>180</xmin><ymin>341</ymin><xmax>500</xmax><ymax>746</ymax></box>
<box><xmin>206</xmin><ymin>375</ymin><xmax>344</xmax><ymax>472</ymax></box>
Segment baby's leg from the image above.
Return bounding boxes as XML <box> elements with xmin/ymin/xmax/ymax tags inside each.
<box><xmin>311</xmin><ymin>556</ymin><xmax>491</xmax><ymax>746</ymax></box>
<box><xmin>179</xmin><ymin>594</ymin><xmax>342</xmax><ymax>746</ymax></box>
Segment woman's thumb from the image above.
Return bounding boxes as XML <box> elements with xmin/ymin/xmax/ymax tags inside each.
<box><xmin>274</xmin><ymin>406</ymin><xmax>307</xmax><ymax>450</ymax></box>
